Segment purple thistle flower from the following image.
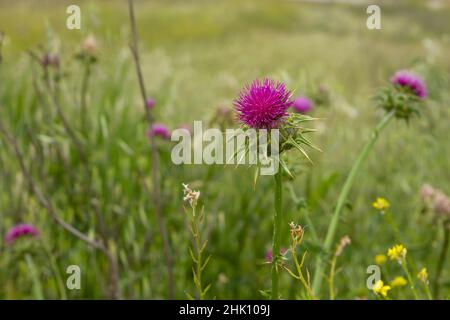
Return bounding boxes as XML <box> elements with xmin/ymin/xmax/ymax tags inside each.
<box><xmin>390</xmin><ymin>70</ymin><xmax>427</xmax><ymax>99</ymax></box>
<box><xmin>292</xmin><ymin>96</ymin><xmax>313</xmax><ymax>114</ymax></box>
<box><xmin>5</xmin><ymin>224</ymin><xmax>39</xmax><ymax>245</ymax></box>
<box><xmin>146</xmin><ymin>98</ymin><xmax>155</xmax><ymax>109</ymax></box>
<box><xmin>234</xmin><ymin>78</ymin><xmax>293</xmax><ymax>129</ymax></box>
<box><xmin>147</xmin><ymin>123</ymin><xmax>171</xmax><ymax>140</ymax></box>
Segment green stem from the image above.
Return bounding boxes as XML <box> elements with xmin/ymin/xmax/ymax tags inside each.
<box><xmin>401</xmin><ymin>258</ymin><xmax>420</xmax><ymax>299</ymax></box>
<box><xmin>25</xmin><ymin>254</ymin><xmax>44</xmax><ymax>300</ymax></box>
<box><xmin>271</xmin><ymin>170</ymin><xmax>283</xmax><ymax>299</ymax></box>
<box><xmin>312</xmin><ymin>110</ymin><xmax>395</xmax><ymax>297</ymax></box>
<box><xmin>80</xmin><ymin>61</ymin><xmax>91</xmax><ymax>135</ymax></box>
<box><xmin>423</xmin><ymin>282</ymin><xmax>433</xmax><ymax>300</ymax></box>
<box><xmin>195</xmin><ymin>218</ymin><xmax>203</xmax><ymax>300</ymax></box>
<box><xmin>42</xmin><ymin>242</ymin><xmax>67</xmax><ymax>300</ymax></box>
<box><xmin>329</xmin><ymin>255</ymin><xmax>337</xmax><ymax>300</ymax></box>
<box><xmin>385</xmin><ymin>210</ymin><xmax>402</xmax><ymax>242</ymax></box>
<box><xmin>433</xmin><ymin>221</ymin><xmax>449</xmax><ymax>298</ymax></box>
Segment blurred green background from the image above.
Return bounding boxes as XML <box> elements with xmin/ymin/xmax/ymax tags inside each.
<box><xmin>0</xmin><ymin>0</ymin><xmax>449</xmax><ymax>299</ymax></box>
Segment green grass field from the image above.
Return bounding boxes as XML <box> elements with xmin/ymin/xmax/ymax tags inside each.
<box><xmin>0</xmin><ymin>0</ymin><xmax>449</xmax><ymax>299</ymax></box>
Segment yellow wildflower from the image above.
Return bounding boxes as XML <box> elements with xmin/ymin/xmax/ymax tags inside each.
<box><xmin>372</xmin><ymin>280</ymin><xmax>391</xmax><ymax>298</ymax></box>
<box><xmin>375</xmin><ymin>254</ymin><xmax>387</xmax><ymax>265</ymax></box>
<box><xmin>417</xmin><ymin>268</ymin><xmax>429</xmax><ymax>283</ymax></box>
<box><xmin>390</xmin><ymin>276</ymin><xmax>407</xmax><ymax>287</ymax></box>
<box><xmin>373</xmin><ymin>197</ymin><xmax>390</xmax><ymax>212</ymax></box>
<box><xmin>387</xmin><ymin>244</ymin><xmax>407</xmax><ymax>262</ymax></box>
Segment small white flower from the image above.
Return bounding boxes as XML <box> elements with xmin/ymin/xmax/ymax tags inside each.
<box><xmin>182</xmin><ymin>183</ymin><xmax>200</xmax><ymax>207</ymax></box>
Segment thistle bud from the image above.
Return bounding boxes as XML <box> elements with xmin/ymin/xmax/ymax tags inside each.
<box><xmin>82</xmin><ymin>35</ymin><xmax>97</xmax><ymax>55</ymax></box>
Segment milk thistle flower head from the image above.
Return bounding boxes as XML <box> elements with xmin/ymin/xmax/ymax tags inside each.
<box><xmin>234</xmin><ymin>78</ymin><xmax>292</xmax><ymax>129</ymax></box>
<box><xmin>390</xmin><ymin>276</ymin><xmax>408</xmax><ymax>288</ymax></box>
<box><xmin>375</xmin><ymin>70</ymin><xmax>427</xmax><ymax>120</ymax></box>
<box><xmin>391</xmin><ymin>70</ymin><xmax>427</xmax><ymax>99</ymax></box>
<box><xmin>292</xmin><ymin>96</ymin><xmax>313</xmax><ymax>114</ymax></box>
<box><xmin>5</xmin><ymin>223</ymin><xmax>39</xmax><ymax>245</ymax></box>
<box><xmin>433</xmin><ymin>191</ymin><xmax>450</xmax><ymax>218</ymax></box>
<box><xmin>417</xmin><ymin>267</ymin><xmax>429</xmax><ymax>284</ymax></box>
<box><xmin>147</xmin><ymin>123</ymin><xmax>171</xmax><ymax>140</ymax></box>
<box><xmin>373</xmin><ymin>197</ymin><xmax>390</xmax><ymax>212</ymax></box>
<box><xmin>82</xmin><ymin>35</ymin><xmax>97</xmax><ymax>55</ymax></box>
<box><xmin>372</xmin><ymin>280</ymin><xmax>391</xmax><ymax>298</ymax></box>
<box><xmin>387</xmin><ymin>244</ymin><xmax>407</xmax><ymax>262</ymax></box>
<box><xmin>233</xmin><ymin>78</ymin><xmax>318</xmax><ymax>179</ymax></box>
<box><xmin>74</xmin><ymin>35</ymin><xmax>98</xmax><ymax>64</ymax></box>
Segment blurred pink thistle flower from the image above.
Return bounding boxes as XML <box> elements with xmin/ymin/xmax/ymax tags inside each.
<box><xmin>391</xmin><ymin>70</ymin><xmax>427</xmax><ymax>99</ymax></box>
<box><xmin>82</xmin><ymin>35</ymin><xmax>97</xmax><ymax>55</ymax></box>
<box><xmin>420</xmin><ymin>184</ymin><xmax>435</xmax><ymax>203</ymax></box>
<box><xmin>5</xmin><ymin>224</ymin><xmax>39</xmax><ymax>245</ymax></box>
<box><xmin>146</xmin><ymin>98</ymin><xmax>155</xmax><ymax>110</ymax></box>
<box><xmin>292</xmin><ymin>96</ymin><xmax>313</xmax><ymax>114</ymax></box>
<box><xmin>433</xmin><ymin>192</ymin><xmax>450</xmax><ymax>217</ymax></box>
<box><xmin>147</xmin><ymin>123</ymin><xmax>171</xmax><ymax>140</ymax></box>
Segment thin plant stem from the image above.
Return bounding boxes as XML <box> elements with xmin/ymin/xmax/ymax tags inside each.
<box><xmin>433</xmin><ymin>220</ymin><xmax>449</xmax><ymax>298</ymax></box>
<box><xmin>194</xmin><ymin>209</ymin><xmax>203</xmax><ymax>299</ymax></box>
<box><xmin>186</xmin><ymin>203</ymin><xmax>211</xmax><ymax>300</ymax></box>
<box><xmin>193</xmin><ymin>207</ymin><xmax>204</xmax><ymax>299</ymax></box>
<box><xmin>41</xmin><ymin>241</ymin><xmax>67</xmax><ymax>300</ymax></box>
<box><xmin>329</xmin><ymin>254</ymin><xmax>337</xmax><ymax>300</ymax></box>
<box><xmin>25</xmin><ymin>254</ymin><xmax>44</xmax><ymax>300</ymax></box>
<box><xmin>80</xmin><ymin>61</ymin><xmax>91</xmax><ymax>134</ymax></box>
<box><xmin>312</xmin><ymin>110</ymin><xmax>395</xmax><ymax>296</ymax></box>
<box><xmin>271</xmin><ymin>170</ymin><xmax>283</xmax><ymax>299</ymax></box>
<box><xmin>292</xmin><ymin>247</ymin><xmax>314</xmax><ymax>299</ymax></box>
<box><xmin>401</xmin><ymin>258</ymin><xmax>420</xmax><ymax>300</ymax></box>
<box><xmin>0</xmin><ymin>31</ymin><xmax>4</xmax><ymax>64</ymax></box>
<box><xmin>282</xmin><ymin>224</ymin><xmax>314</xmax><ymax>299</ymax></box>
<box><xmin>43</xmin><ymin>65</ymin><xmax>86</xmax><ymax>162</ymax></box>
<box><xmin>127</xmin><ymin>0</ymin><xmax>174</xmax><ymax>299</ymax></box>
<box><xmin>423</xmin><ymin>281</ymin><xmax>433</xmax><ymax>300</ymax></box>
<box><xmin>384</xmin><ymin>210</ymin><xmax>402</xmax><ymax>242</ymax></box>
